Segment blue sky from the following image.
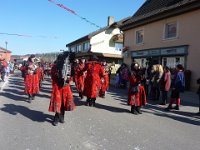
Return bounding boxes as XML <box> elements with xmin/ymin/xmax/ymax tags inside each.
<box><xmin>0</xmin><ymin>0</ymin><xmax>145</xmax><ymax>55</ymax></box>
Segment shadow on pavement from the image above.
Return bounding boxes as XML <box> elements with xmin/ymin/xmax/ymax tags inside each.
<box><xmin>0</xmin><ymin>92</ymin><xmax>27</xmax><ymax>102</ymax></box>
<box><xmin>73</xmin><ymin>95</ymin><xmax>130</xmax><ymax>113</ymax></box>
<box><xmin>8</xmin><ymin>78</ymin><xmax>24</xmax><ymax>85</ymax></box>
<box><xmin>9</xmin><ymin>85</ymin><xmax>24</xmax><ymax>90</ymax></box>
<box><xmin>74</xmin><ymin>97</ymin><xmax>87</xmax><ymax>106</ymax></box>
<box><xmin>3</xmin><ymin>88</ymin><xmax>25</xmax><ymax>96</ymax></box>
<box><xmin>40</xmin><ymin>88</ymin><xmax>51</xmax><ymax>94</ymax></box>
<box><xmin>143</xmin><ymin>103</ymin><xmax>200</xmax><ymax>126</ymax></box>
<box><xmin>1</xmin><ymin>104</ymin><xmax>53</xmax><ymax>123</ymax></box>
<box><xmin>107</xmin><ymin>87</ymin><xmax>128</xmax><ymax>103</ymax></box>
<box><xmin>95</xmin><ymin>102</ymin><xmax>130</xmax><ymax>113</ymax></box>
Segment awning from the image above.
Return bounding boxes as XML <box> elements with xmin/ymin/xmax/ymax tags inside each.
<box><xmin>75</xmin><ymin>52</ymin><xmax>122</xmax><ymax>59</ymax></box>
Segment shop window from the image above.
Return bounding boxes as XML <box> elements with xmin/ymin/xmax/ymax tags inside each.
<box><xmin>167</xmin><ymin>57</ymin><xmax>176</xmax><ymax>68</ymax></box>
<box><xmin>165</xmin><ymin>22</ymin><xmax>177</xmax><ymax>39</ymax></box>
<box><xmin>136</xmin><ymin>30</ymin><xmax>144</xmax><ymax>44</ymax></box>
<box><xmin>176</xmin><ymin>57</ymin><xmax>180</xmax><ymax>64</ymax></box>
<box><xmin>163</xmin><ymin>58</ymin><xmax>167</xmax><ymax>67</ymax></box>
<box><xmin>134</xmin><ymin>58</ymin><xmax>147</xmax><ymax>68</ymax></box>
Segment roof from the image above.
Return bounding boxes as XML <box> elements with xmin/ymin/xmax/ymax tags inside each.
<box><xmin>0</xmin><ymin>47</ymin><xmax>11</xmax><ymax>53</ymax></box>
<box><xmin>121</xmin><ymin>0</ymin><xmax>200</xmax><ymax>30</ymax></box>
<box><xmin>66</xmin><ymin>17</ymin><xmax>131</xmax><ymax>47</ymax></box>
<box><xmin>66</xmin><ymin>26</ymin><xmax>112</xmax><ymax>47</ymax></box>
<box><xmin>75</xmin><ymin>51</ymin><xmax>122</xmax><ymax>59</ymax></box>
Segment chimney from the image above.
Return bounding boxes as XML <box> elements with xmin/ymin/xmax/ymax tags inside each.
<box><xmin>108</xmin><ymin>16</ymin><xmax>114</xmax><ymax>26</ymax></box>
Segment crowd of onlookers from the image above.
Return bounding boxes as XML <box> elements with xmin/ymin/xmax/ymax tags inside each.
<box><xmin>114</xmin><ymin>60</ymin><xmax>200</xmax><ymax>114</ymax></box>
<box><xmin>0</xmin><ymin>58</ymin><xmax>14</xmax><ymax>82</ymax></box>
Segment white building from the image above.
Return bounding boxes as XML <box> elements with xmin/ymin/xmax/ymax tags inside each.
<box><xmin>66</xmin><ymin>16</ymin><xmax>130</xmax><ymax>63</ymax></box>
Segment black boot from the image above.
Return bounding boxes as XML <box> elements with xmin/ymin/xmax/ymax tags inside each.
<box><xmin>28</xmin><ymin>94</ymin><xmax>31</xmax><ymax>103</ymax></box>
<box><xmin>79</xmin><ymin>92</ymin><xmax>81</xmax><ymax>98</ymax></box>
<box><xmin>32</xmin><ymin>94</ymin><xmax>35</xmax><ymax>100</ymax></box>
<box><xmin>131</xmin><ymin>105</ymin><xmax>138</xmax><ymax>115</ymax></box>
<box><xmin>59</xmin><ymin>110</ymin><xmax>65</xmax><ymax>123</ymax></box>
<box><xmin>80</xmin><ymin>92</ymin><xmax>83</xmax><ymax>99</ymax></box>
<box><xmin>165</xmin><ymin>104</ymin><xmax>173</xmax><ymax>111</ymax></box>
<box><xmin>174</xmin><ymin>105</ymin><xmax>179</xmax><ymax>110</ymax></box>
<box><xmin>89</xmin><ymin>99</ymin><xmax>93</xmax><ymax>107</ymax></box>
<box><xmin>136</xmin><ymin>106</ymin><xmax>142</xmax><ymax>114</ymax></box>
<box><xmin>86</xmin><ymin>98</ymin><xmax>90</xmax><ymax>106</ymax></box>
<box><xmin>91</xmin><ymin>98</ymin><xmax>96</xmax><ymax>107</ymax></box>
<box><xmin>52</xmin><ymin>113</ymin><xmax>59</xmax><ymax>126</ymax></box>
<box><xmin>102</xmin><ymin>93</ymin><xmax>105</xmax><ymax>98</ymax></box>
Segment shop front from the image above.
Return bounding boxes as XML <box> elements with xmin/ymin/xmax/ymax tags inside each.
<box><xmin>132</xmin><ymin>45</ymin><xmax>188</xmax><ymax>69</ymax></box>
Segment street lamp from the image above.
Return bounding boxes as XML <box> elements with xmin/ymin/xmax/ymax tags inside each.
<box><xmin>5</xmin><ymin>41</ymin><xmax>8</xmax><ymax>50</ymax></box>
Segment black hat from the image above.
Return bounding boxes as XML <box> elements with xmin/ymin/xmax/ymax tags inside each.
<box><xmin>30</xmin><ymin>54</ymin><xmax>35</xmax><ymax>58</ymax></box>
<box><xmin>176</xmin><ymin>64</ymin><xmax>184</xmax><ymax>70</ymax></box>
<box><xmin>89</xmin><ymin>54</ymin><xmax>98</xmax><ymax>61</ymax></box>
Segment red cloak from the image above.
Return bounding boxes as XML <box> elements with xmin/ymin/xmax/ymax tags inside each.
<box><xmin>49</xmin><ymin>64</ymin><xmax>75</xmax><ymax>113</ymax></box>
<box><xmin>83</xmin><ymin>61</ymin><xmax>104</xmax><ymax>98</ymax></box>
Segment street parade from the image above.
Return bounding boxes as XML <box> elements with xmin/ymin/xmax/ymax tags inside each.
<box><xmin>0</xmin><ymin>0</ymin><xmax>200</xmax><ymax>150</ymax></box>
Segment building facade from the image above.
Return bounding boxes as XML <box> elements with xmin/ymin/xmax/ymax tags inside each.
<box><xmin>66</xmin><ymin>17</ymin><xmax>125</xmax><ymax>64</ymax></box>
<box><xmin>0</xmin><ymin>47</ymin><xmax>11</xmax><ymax>62</ymax></box>
<box><xmin>121</xmin><ymin>0</ymin><xmax>200</xmax><ymax>90</ymax></box>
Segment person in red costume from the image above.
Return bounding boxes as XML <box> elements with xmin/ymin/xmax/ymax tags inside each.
<box><xmin>83</xmin><ymin>55</ymin><xmax>104</xmax><ymax>106</ymax></box>
<box><xmin>74</xmin><ymin>58</ymin><xmax>85</xmax><ymax>99</ymax></box>
<box><xmin>99</xmin><ymin>60</ymin><xmax>109</xmax><ymax>98</ymax></box>
<box><xmin>0</xmin><ymin>58</ymin><xmax>7</xmax><ymax>81</ymax></box>
<box><xmin>24</xmin><ymin>55</ymin><xmax>40</xmax><ymax>102</ymax></box>
<box><xmin>128</xmin><ymin>63</ymin><xmax>147</xmax><ymax>115</ymax></box>
<box><xmin>37</xmin><ymin>62</ymin><xmax>45</xmax><ymax>89</ymax></box>
<box><xmin>49</xmin><ymin>52</ymin><xmax>76</xmax><ymax>126</ymax></box>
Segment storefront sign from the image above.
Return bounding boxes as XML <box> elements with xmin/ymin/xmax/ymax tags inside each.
<box><xmin>161</xmin><ymin>47</ymin><xmax>187</xmax><ymax>56</ymax></box>
<box><xmin>149</xmin><ymin>49</ymin><xmax>160</xmax><ymax>56</ymax></box>
<box><xmin>132</xmin><ymin>50</ymin><xmax>149</xmax><ymax>58</ymax></box>
<box><xmin>131</xmin><ymin>46</ymin><xmax>188</xmax><ymax>58</ymax></box>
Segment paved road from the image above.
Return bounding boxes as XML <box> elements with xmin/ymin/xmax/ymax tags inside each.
<box><xmin>0</xmin><ymin>71</ymin><xmax>199</xmax><ymax>150</ymax></box>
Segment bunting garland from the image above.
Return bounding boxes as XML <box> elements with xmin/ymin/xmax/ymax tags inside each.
<box><xmin>0</xmin><ymin>1</ymin><xmax>101</xmax><ymax>38</ymax></box>
<box><xmin>0</xmin><ymin>32</ymin><xmax>32</xmax><ymax>37</ymax></box>
<box><xmin>48</xmin><ymin>0</ymin><xmax>101</xmax><ymax>29</ymax></box>
<box><xmin>0</xmin><ymin>32</ymin><xmax>59</xmax><ymax>39</ymax></box>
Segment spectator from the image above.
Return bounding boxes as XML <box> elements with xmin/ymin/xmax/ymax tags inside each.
<box><xmin>160</xmin><ymin>66</ymin><xmax>171</xmax><ymax>105</ymax></box>
<box><xmin>166</xmin><ymin>64</ymin><xmax>185</xmax><ymax>111</ymax></box>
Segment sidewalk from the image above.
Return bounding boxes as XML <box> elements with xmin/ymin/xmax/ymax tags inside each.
<box><xmin>109</xmin><ymin>79</ymin><xmax>199</xmax><ymax>106</ymax></box>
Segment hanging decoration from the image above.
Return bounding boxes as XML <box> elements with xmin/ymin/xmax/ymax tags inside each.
<box><xmin>48</xmin><ymin>0</ymin><xmax>101</xmax><ymax>29</ymax></box>
<box><xmin>0</xmin><ymin>32</ymin><xmax>59</xmax><ymax>39</ymax></box>
<box><xmin>0</xmin><ymin>32</ymin><xmax>32</xmax><ymax>37</ymax></box>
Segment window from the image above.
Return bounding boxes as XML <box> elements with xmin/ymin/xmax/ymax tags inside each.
<box><xmin>76</xmin><ymin>45</ymin><xmax>81</xmax><ymax>52</ymax></box>
<box><xmin>165</xmin><ymin>22</ymin><xmax>177</xmax><ymax>39</ymax></box>
<box><xmin>176</xmin><ymin>57</ymin><xmax>180</xmax><ymax>64</ymax></box>
<box><xmin>71</xmin><ymin>47</ymin><xmax>75</xmax><ymax>52</ymax></box>
<box><xmin>136</xmin><ymin>30</ymin><xmax>144</xmax><ymax>44</ymax></box>
<box><xmin>162</xmin><ymin>57</ymin><xmax>167</xmax><ymax>67</ymax></box>
<box><xmin>115</xmin><ymin>43</ymin><xmax>123</xmax><ymax>51</ymax></box>
<box><xmin>83</xmin><ymin>42</ymin><xmax>90</xmax><ymax>51</ymax></box>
